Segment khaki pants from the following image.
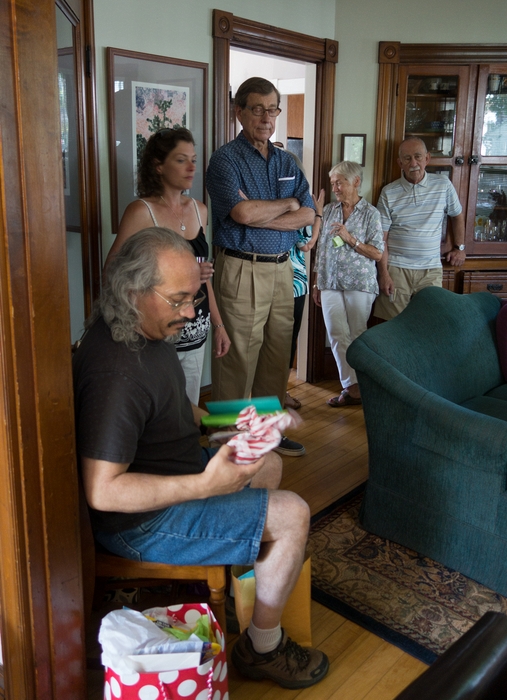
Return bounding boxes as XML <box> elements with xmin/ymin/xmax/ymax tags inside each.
<box><xmin>374</xmin><ymin>266</ymin><xmax>442</xmax><ymax>321</ymax></box>
<box><xmin>211</xmin><ymin>250</ymin><xmax>293</xmax><ymax>405</ymax></box>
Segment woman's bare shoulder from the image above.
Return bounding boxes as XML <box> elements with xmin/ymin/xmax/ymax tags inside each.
<box><xmin>125</xmin><ymin>198</ymin><xmax>152</xmax><ymax>213</ymax></box>
<box><xmin>190</xmin><ymin>197</ymin><xmax>208</xmax><ymax>224</ymax></box>
<box><xmin>117</xmin><ymin>199</ymin><xmax>155</xmax><ymax>237</ymax></box>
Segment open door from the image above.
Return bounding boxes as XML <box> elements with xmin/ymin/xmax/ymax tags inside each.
<box><xmin>0</xmin><ymin>0</ymin><xmax>100</xmax><ymax>696</ymax></box>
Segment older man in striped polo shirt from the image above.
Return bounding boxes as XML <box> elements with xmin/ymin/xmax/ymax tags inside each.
<box><xmin>374</xmin><ymin>137</ymin><xmax>465</xmax><ymax>321</ymax></box>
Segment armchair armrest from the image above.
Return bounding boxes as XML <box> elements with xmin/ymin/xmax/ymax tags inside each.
<box><xmin>350</xmin><ymin>337</ymin><xmax>507</xmax><ymax>474</ymax></box>
<box><xmin>413</xmin><ymin>391</ymin><xmax>507</xmax><ymax>473</ymax></box>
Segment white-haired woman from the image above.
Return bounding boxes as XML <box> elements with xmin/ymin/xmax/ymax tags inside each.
<box><xmin>313</xmin><ymin>161</ymin><xmax>384</xmax><ymax>406</ymax></box>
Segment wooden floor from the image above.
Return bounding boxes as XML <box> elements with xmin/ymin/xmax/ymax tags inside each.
<box><xmin>87</xmin><ymin>373</ymin><xmax>428</xmax><ymax>698</ymax></box>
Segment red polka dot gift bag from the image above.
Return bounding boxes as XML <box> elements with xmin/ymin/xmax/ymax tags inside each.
<box><xmin>100</xmin><ymin>603</ymin><xmax>228</xmax><ymax>700</ymax></box>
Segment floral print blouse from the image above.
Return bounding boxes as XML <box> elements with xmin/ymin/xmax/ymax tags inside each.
<box><xmin>314</xmin><ymin>197</ymin><xmax>384</xmax><ymax>295</ymax></box>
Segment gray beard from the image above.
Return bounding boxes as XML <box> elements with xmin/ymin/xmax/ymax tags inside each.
<box><xmin>164</xmin><ymin>330</ymin><xmax>182</xmax><ymax>344</ymax></box>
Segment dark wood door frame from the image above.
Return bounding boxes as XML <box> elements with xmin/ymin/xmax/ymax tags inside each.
<box><xmin>0</xmin><ymin>0</ymin><xmax>100</xmax><ymax>696</ymax></box>
<box><xmin>212</xmin><ymin>9</ymin><xmax>338</xmax><ymax>382</ymax></box>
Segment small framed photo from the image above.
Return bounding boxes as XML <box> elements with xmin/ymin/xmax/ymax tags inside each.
<box><xmin>107</xmin><ymin>48</ymin><xmax>208</xmax><ymax>233</ymax></box>
<box><xmin>340</xmin><ymin>134</ymin><xmax>366</xmax><ymax>167</ymax></box>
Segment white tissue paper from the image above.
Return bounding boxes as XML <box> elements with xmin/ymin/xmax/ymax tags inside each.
<box><xmin>98</xmin><ymin>607</ymin><xmax>212</xmax><ymax>674</ymax></box>
<box><xmin>99</xmin><ymin>608</ymin><xmax>170</xmax><ymax>674</ymax></box>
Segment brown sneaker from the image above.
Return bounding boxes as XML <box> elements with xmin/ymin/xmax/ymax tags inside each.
<box><xmin>231</xmin><ymin>628</ymin><xmax>329</xmax><ymax>689</ymax></box>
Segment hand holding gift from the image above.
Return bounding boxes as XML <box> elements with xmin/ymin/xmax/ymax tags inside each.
<box><xmin>227</xmin><ymin>405</ymin><xmax>302</xmax><ymax>464</ymax></box>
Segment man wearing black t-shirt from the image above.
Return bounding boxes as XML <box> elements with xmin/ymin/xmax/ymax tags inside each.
<box><xmin>73</xmin><ymin>227</ymin><xmax>328</xmax><ymax>689</ymax></box>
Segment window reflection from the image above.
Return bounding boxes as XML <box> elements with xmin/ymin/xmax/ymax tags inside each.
<box><xmin>481</xmin><ymin>74</ymin><xmax>507</xmax><ymax>157</ymax></box>
<box><xmin>56</xmin><ymin>5</ymin><xmax>85</xmax><ymax>343</ymax></box>
<box><xmin>58</xmin><ymin>72</ymin><xmax>70</xmax><ymax>195</ymax></box>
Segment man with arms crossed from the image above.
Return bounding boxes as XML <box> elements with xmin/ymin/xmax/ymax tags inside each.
<box><xmin>73</xmin><ymin>227</ymin><xmax>328</xmax><ymax>689</ymax></box>
<box><xmin>206</xmin><ymin>77</ymin><xmax>315</xmax><ymax>457</ymax></box>
<box><xmin>374</xmin><ymin>137</ymin><xmax>466</xmax><ymax>320</ymax></box>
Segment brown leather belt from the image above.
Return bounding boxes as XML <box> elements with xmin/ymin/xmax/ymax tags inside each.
<box><xmin>223</xmin><ymin>248</ymin><xmax>290</xmax><ymax>264</ymax></box>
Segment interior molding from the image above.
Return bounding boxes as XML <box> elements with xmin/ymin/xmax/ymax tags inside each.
<box><xmin>214</xmin><ymin>11</ymin><xmax>338</xmax><ymax>64</ymax></box>
<box><xmin>378</xmin><ymin>41</ymin><xmax>400</xmax><ymax>64</ymax></box>
<box><xmin>399</xmin><ymin>43</ymin><xmax>507</xmax><ymax>65</ymax></box>
<box><xmin>378</xmin><ymin>41</ymin><xmax>507</xmax><ymax>65</ymax></box>
<box><xmin>81</xmin><ymin>0</ymin><xmax>103</xmax><ymax>307</ymax></box>
<box><xmin>373</xmin><ymin>61</ymin><xmax>400</xmax><ymax>201</ymax></box>
<box><xmin>212</xmin><ymin>9</ymin><xmax>338</xmax><ymax>382</ymax></box>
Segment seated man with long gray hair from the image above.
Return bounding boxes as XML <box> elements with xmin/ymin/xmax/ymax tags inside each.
<box><xmin>73</xmin><ymin>226</ymin><xmax>328</xmax><ymax>689</ymax></box>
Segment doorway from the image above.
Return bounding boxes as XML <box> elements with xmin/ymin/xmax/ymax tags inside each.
<box><xmin>229</xmin><ymin>48</ymin><xmax>317</xmax><ymax>379</ymax></box>
<box><xmin>212</xmin><ymin>9</ymin><xmax>338</xmax><ymax>383</ymax></box>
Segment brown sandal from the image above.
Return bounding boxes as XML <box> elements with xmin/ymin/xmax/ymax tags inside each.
<box><xmin>327</xmin><ymin>390</ymin><xmax>362</xmax><ymax>407</ymax></box>
<box><xmin>284</xmin><ymin>392</ymin><xmax>302</xmax><ymax>410</ymax></box>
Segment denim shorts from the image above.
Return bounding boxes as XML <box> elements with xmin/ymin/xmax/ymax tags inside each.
<box><xmin>94</xmin><ymin>448</ymin><xmax>269</xmax><ymax>566</ymax></box>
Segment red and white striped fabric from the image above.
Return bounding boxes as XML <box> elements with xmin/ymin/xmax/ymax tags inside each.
<box><xmin>228</xmin><ymin>406</ymin><xmax>301</xmax><ymax>464</ymax></box>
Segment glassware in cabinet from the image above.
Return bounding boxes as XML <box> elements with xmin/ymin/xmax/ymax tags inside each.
<box><xmin>473</xmin><ymin>166</ymin><xmax>507</xmax><ymax>242</ymax></box>
<box><xmin>405</xmin><ymin>74</ymin><xmax>459</xmax><ymax>157</ymax></box>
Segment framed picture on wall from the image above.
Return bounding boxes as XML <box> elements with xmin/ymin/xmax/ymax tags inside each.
<box><xmin>107</xmin><ymin>48</ymin><xmax>208</xmax><ymax>233</ymax></box>
<box><xmin>340</xmin><ymin>134</ymin><xmax>366</xmax><ymax>167</ymax></box>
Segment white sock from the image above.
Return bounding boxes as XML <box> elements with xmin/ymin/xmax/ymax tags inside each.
<box><xmin>247</xmin><ymin>620</ymin><xmax>282</xmax><ymax>654</ymax></box>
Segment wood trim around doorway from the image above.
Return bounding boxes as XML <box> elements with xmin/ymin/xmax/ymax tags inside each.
<box><xmin>212</xmin><ymin>9</ymin><xmax>338</xmax><ymax>382</ymax></box>
<box><xmin>0</xmin><ymin>1</ymin><xmax>88</xmax><ymax>697</ymax></box>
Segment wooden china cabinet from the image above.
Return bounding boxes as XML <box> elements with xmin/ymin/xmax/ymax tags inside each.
<box><xmin>374</xmin><ymin>42</ymin><xmax>507</xmax><ymax>297</ymax></box>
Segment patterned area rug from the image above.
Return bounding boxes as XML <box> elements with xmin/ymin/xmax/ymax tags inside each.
<box><xmin>309</xmin><ymin>484</ymin><xmax>507</xmax><ymax>663</ymax></box>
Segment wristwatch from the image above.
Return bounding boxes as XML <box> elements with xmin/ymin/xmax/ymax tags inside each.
<box><xmin>454</xmin><ymin>244</ymin><xmax>466</xmax><ymax>251</ymax></box>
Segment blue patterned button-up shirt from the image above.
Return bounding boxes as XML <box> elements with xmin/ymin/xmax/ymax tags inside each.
<box><xmin>206</xmin><ymin>132</ymin><xmax>314</xmax><ymax>254</ymax></box>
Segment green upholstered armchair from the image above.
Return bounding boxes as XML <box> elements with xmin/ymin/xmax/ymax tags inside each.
<box><xmin>347</xmin><ymin>287</ymin><xmax>507</xmax><ymax>597</ymax></box>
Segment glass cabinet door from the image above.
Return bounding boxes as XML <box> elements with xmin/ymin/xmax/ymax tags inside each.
<box><xmin>467</xmin><ymin>65</ymin><xmax>507</xmax><ymax>255</ymax></box>
<box><xmin>395</xmin><ymin>66</ymin><xmax>470</xmax><ymax>253</ymax></box>
<box><xmin>395</xmin><ymin>66</ymin><xmax>470</xmax><ymax>196</ymax></box>
<box><xmin>405</xmin><ymin>74</ymin><xmax>459</xmax><ymax>157</ymax></box>
<box><xmin>481</xmin><ymin>72</ymin><xmax>507</xmax><ymax>157</ymax></box>
<box><xmin>473</xmin><ymin>166</ymin><xmax>507</xmax><ymax>242</ymax></box>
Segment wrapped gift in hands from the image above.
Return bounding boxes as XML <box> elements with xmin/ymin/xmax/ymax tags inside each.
<box><xmin>226</xmin><ymin>405</ymin><xmax>302</xmax><ymax>464</ymax></box>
